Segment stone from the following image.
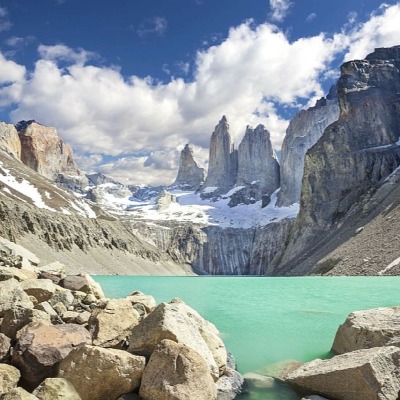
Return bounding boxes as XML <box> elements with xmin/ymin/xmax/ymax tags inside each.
<box><xmin>173</xmin><ymin>144</ymin><xmax>205</xmax><ymax>190</ymax></box>
<box><xmin>128</xmin><ymin>302</ymin><xmax>227</xmax><ymax>380</ymax></box>
<box><xmin>61</xmin><ymin>311</ymin><xmax>79</xmax><ymax>323</ymax></box>
<box><xmin>60</xmin><ymin>275</ymin><xmax>105</xmax><ymax>299</ymax></box>
<box><xmin>75</xmin><ymin>311</ymin><xmax>90</xmax><ymax>325</ymax></box>
<box><xmin>0</xmin><ymin>121</ymin><xmax>21</xmax><ymax>158</ymax></box>
<box><xmin>236</xmin><ymin>124</ymin><xmax>280</xmax><ymax>201</ymax></box>
<box><xmin>0</xmin><ymin>267</ymin><xmax>13</xmax><ymax>282</ymax></box>
<box><xmin>216</xmin><ymin>368</ymin><xmax>244</xmax><ymax>400</ymax></box>
<box><xmin>0</xmin><ymin>332</ymin><xmax>11</xmax><ymax>362</ymax></box>
<box><xmin>33</xmin><ymin>378</ymin><xmax>82</xmax><ymax>400</ymax></box>
<box><xmin>49</xmin><ymin>288</ymin><xmax>74</xmax><ymax>309</ymax></box>
<box><xmin>0</xmin><ymin>364</ymin><xmax>21</xmax><ymax>395</ymax></box>
<box><xmin>202</xmin><ymin>116</ymin><xmax>237</xmax><ymax>193</ymax></box>
<box><xmin>58</xmin><ymin>344</ymin><xmax>145</xmax><ymax>400</ymax></box>
<box><xmin>34</xmin><ymin>302</ymin><xmax>58</xmax><ymax>318</ymax></box>
<box><xmin>1</xmin><ymin>387</ymin><xmax>39</xmax><ymax>399</ymax></box>
<box><xmin>16</xmin><ymin>120</ymin><xmax>80</xmax><ymax>180</ymax></box>
<box><xmin>0</xmin><ymin>279</ymin><xmax>34</xmax><ymax>317</ymax></box>
<box><xmin>155</xmin><ymin>191</ymin><xmax>177</xmax><ymax>212</ymax></box>
<box><xmin>12</xmin><ymin>321</ymin><xmax>92</xmax><ymax>390</ymax></box>
<box><xmin>53</xmin><ymin>302</ymin><xmax>67</xmax><ymax>316</ymax></box>
<box><xmin>277</xmin><ymin>85</ymin><xmax>339</xmax><ymax>207</ymax></box>
<box><xmin>139</xmin><ymin>339</ymin><xmax>217</xmax><ymax>400</ymax></box>
<box><xmin>0</xmin><ymin>238</ymin><xmax>40</xmax><ymax>267</ymax></box>
<box><xmin>88</xmin><ymin>298</ymin><xmax>140</xmax><ymax>348</ymax></box>
<box><xmin>332</xmin><ymin>306</ymin><xmax>400</xmax><ymax>354</ymax></box>
<box><xmin>1</xmin><ymin>306</ymin><xmax>51</xmax><ymax>340</ymax></box>
<box><xmin>20</xmin><ymin>279</ymin><xmax>56</xmax><ymax>303</ymax></box>
<box><xmin>285</xmin><ymin>346</ymin><xmax>400</xmax><ymax>400</ymax></box>
<box><xmin>126</xmin><ymin>292</ymin><xmax>156</xmax><ymax>313</ymax></box>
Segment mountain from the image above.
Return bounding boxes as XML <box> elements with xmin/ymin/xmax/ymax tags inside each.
<box><xmin>173</xmin><ymin>144</ymin><xmax>205</xmax><ymax>190</ymax></box>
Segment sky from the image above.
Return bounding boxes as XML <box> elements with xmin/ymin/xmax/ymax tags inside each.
<box><xmin>0</xmin><ymin>1</ymin><xmax>400</xmax><ymax>185</ymax></box>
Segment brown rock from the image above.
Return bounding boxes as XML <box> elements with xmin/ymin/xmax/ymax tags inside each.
<box><xmin>58</xmin><ymin>344</ymin><xmax>145</xmax><ymax>400</ymax></box>
<box><xmin>128</xmin><ymin>302</ymin><xmax>227</xmax><ymax>380</ymax></box>
<box><xmin>20</xmin><ymin>279</ymin><xmax>56</xmax><ymax>303</ymax></box>
<box><xmin>0</xmin><ymin>332</ymin><xmax>11</xmax><ymax>362</ymax></box>
<box><xmin>285</xmin><ymin>346</ymin><xmax>400</xmax><ymax>400</ymax></box>
<box><xmin>75</xmin><ymin>311</ymin><xmax>90</xmax><ymax>325</ymax></box>
<box><xmin>16</xmin><ymin>121</ymin><xmax>80</xmax><ymax>180</ymax></box>
<box><xmin>33</xmin><ymin>378</ymin><xmax>82</xmax><ymax>400</ymax></box>
<box><xmin>0</xmin><ymin>364</ymin><xmax>21</xmax><ymax>395</ymax></box>
<box><xmin>12</xmin><ymin>321</ymin><xmax>92</xmax><ymax>390</ymax></box>
<box><xmin>1</xmin><ymin>306</ymin><xmax>51</xmax><ymax>340</ymax></box>
<box><xmin>0</xmin><ymin>279</ymin><xmax>34</xmax><ymax>317</ymax></box>
<box><xmin>139</xmin><ymin>339</ymin><xmax>217</xmax><ymax>400</ymax></box>
<box><xmin>89</xmin><ymin>298</ymin><xmax>140</xmax><ymax>348</ymax></box>
<box><xmin>60</xmin><ymin>275</ymin><xmax>104</xmax><ymax>299</ymax></box>
<box><xmin>332</xmin><ymin>306</ymin><xmax>400</xmax><ymax>354</ymax></box>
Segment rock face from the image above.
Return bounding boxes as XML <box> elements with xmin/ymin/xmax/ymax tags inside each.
<box><xmin>58</xmin><ymin>344</ymin><xmax>146</xmax><ymax>400</ymax></box>
<box><xmin>173</xmin><ymin>144</ymin><xmax>205</xmax><ymax>190</ymax></box>
<box><xmin>203</xmin><ymin>116</ymin><xmax>237</xmax><ymax>192</ymax></box>
<box><xmin>236</xmin><ymin>124</ymin><xmax>280</xmax><ymax>200</ymax></box>
<box><xmin>286</xmin><ymin>346</ymin><xmax>400</xmax><ymax>400</ymax></box>
<box><xmin>276</xmin><ymin>46</ymin><xmax>400</xmax><ymax>274</ymax></box>
<box><xmin>0</xmin><ymin>122</ymin><xmax>21</xmax><ymax>159</ymax></box>
<box><xmin>16</xmin><ymin>120</ymin><xmax>80</xmax><ymax>180</ymax></box>
<box><xmin>277</xmin><ymin>86</ymin><xmax>339</xmax><ymax>207</ymax></box>
<box><xmin>332</xmin><ymin>306</ymin><xmax>400</xmax><ymax>354</ymax></box>
<box><xmin>139</xmin><ymin>339</ymin><xmax>217</xmax><ymax>400</ymax></box>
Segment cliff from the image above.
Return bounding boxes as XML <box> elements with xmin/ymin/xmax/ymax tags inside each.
<box><xmin>173</xmin><ymin>144</ymin><xmax>205</xmax><ymax>190</ymax></box>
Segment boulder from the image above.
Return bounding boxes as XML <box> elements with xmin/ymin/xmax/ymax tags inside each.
<box><xmin>0</xmin><ymin>279</ymin><xmax>34</xmax><ymax>317</ymax></box>
<box><xmin>33</xmin><ymin>378</ymin><xmax>82</xmax><ymax>400</ymax></box>
<box><xmin>139</xmin><ymin>339</ymin><xmax>217</xmax><ymax>400</ymax></box>
<box><xmin>60</xmin><ymin>275</ymin><xmax>105</xmax><ymax>299</ymax></box>
<box><xmin>332</xmin><ymin>306</ymin><xmax>400</xmax><ymax>354</ymax></box>
<box><xmin>34</xmin><ymin>302</ymin><xmax>58</xmax><ymax>318</ymax></box>
<box><xmin>88</xmin><ymin>298</ymin><xmax>140</xmax><ymax>348</ymax></box>
<box><xmin>0</xmin><ymin>332</ymin><xmax>11</xmax><ymax>361</ymax></box>
<box><xmin>20</xmin><ymin>279</ymin><xmax>56</xmax><ymax>303</ymax></box>
<box><xmin>0</xmin><ymin>267</ymin><xmax>37</xmax><ymax>283</ymax></box>
<box><xmin>126</xmin><ymin>292</ymin><xmax>156</xmax><ymax>313</ymax></box>
<box><xmin>0</xmin><ymin>267</ymin><xmax>13</xmax><ymax>282</ymax></box>
<box><xmin>48</xmin><ymin>288</ymin><xmax>74</xmax><ymax>309</ymax></box>
<box><xmin>285</xmin><ymin>346</ymin><xmax>400</xmax><ymax>400</ymax></box>
<box><xmin>0</xmin><ymin>364</ymin><xmax>21</xmax><ymax>394</ymax></box>
<box><xmin>75</xmin><ymin>311</ymin><xmax>90</xmax><ymax>325</ymax></box>
<box><xmin>61</xmin><ymin>311</ymin><xmax>79</xmax><ymax>323</ymax></box>
<box><xmin>1</xmin><ymin>387</ymin><xmax>39</xmax><ymax>399</ymax></box>
<box><xmin>128</xmin><ymin>301</ymin><xmax>227</xmax><ymax>380</ymax></box>
<box><xmin>37</xmin><ymin>262</ymin><xmax>66</xmax><ymax>280</ymax></box>
<box><xmin>58</xmin><ymin>344</ymin><xmax>145</xmax><ymax>400</ymax></box>
<box><xmin>12</xmin><ymin>321</ymin><xmax>92</xmax><ymax>390</ymax></box>
<box><xmin>216</xmin><ymin>368</ymin><xmax>244</xmax><ymax>400</ymax></box>
<box><xmin>1</xmin><ymin>306</ymin><xmax>51</xmax><ymax>340</ymax></box>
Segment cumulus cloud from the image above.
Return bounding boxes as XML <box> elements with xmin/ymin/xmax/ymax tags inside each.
<box><xmin>1</xmin><ymin>4</ymin><xmax>400</xmax><ymax>185</ymax></box>
<box><xmin>269</xmin><ymin>0</ymin><xmax>293</xmax><ymax>22</ymax></box>
<box><xmin>137</xmin><ymin>16</ymin><xmax>168</xmax><ymax>38</ymax></box>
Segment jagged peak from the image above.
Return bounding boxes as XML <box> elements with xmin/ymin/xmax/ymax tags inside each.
<box><xmin>365</xmin><ymin>45</ymin><xmax>400</xmax><ymax>61</ymax></box>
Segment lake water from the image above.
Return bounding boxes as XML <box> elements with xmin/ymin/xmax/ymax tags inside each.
<box><xmin>93</xmin><ymin>276</ymin><xmax>400</xmax><ymax>399</ymax></box>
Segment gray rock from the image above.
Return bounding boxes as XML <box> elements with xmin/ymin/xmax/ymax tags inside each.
<box><xmin>0</xmin><ymin>279</ymin><xmax>34</xmax><ymax>317</ymax></box>
<box><xmin>216</xmin><ymin>368</ymin><xmax>244</xmax><ymax>400</ymax></box>
<box><xmin>332</xmin><ymin>306</ymin><xmax>400</xmax><ymax>354</ymax></box>
<box><xmin>236</xmin><ymin>124</ymin><xmax>280</xmax><ymax>201</ymax></box>
<box><xmin>285</xmin><ymin>346</ymin><xmax>400</xmax><ymax>400</ymax></box>
<box><xmin>20</xmin><ymin>279</ymin><xmax>56</xmax><ymax>303</ymax></box>
<box><xmin>202</xmin><ymin>116</ymin><xmax>237</xmax><ymax>193</ymax></box>
<box><xmin>277</xmin><ymin>86</ymin><xmax>339</xmax><ymax>207</ymax></box>
<box><xmin>173</xmin><ymin>144</ymin><xmax>205</xmax><ymax>190</ymax></box>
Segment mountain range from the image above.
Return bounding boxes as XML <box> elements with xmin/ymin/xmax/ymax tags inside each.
<box><xmin>1</xmin><ymin>45</ymin><xmax>400</xmax><ymax>276</ymax></box>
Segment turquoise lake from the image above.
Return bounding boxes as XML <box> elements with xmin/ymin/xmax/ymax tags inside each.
<box><xmin>93</xmin><ymin>276</ymin><xmax>400</xmax><ymax>399</ymax></box>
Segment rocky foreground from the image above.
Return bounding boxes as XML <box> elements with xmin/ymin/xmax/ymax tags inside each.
<box><xmin>285</xmin><ymin>306</ymin><xmax>400</xmax><ymax>400</ymax></box>
<box><xmin>0</xmin><ymin>237</ymin><xmax>243</xmax><ymax>400</ymax></box>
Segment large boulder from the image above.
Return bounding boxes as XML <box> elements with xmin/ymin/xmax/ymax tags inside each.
<box><xmin>1</xmin><ymin>387</ymin><xmax>39</xmax><ymax>399</ymax></box>
<box><xmin>139</xmin><ymin>339</ymin><xmax>217</xmax><ymax>400</ymax></box>
<box><xmin>332</xmin><ymin>306</ymin><xmax>400</xmax><ymax>354</ymax></box>
<box><xmin>58</xmin><ymin>344</ymin><xmax>145</xmax><ymax>400</ymax></box>
<box><xmin>88</xmin><ymin>298</ymin><xmax>140</xmax><ymax>348</ymax></box>
<box><xmin>20</xmin><ymin>279</ymin><xmax>56</xmax><ymax>303</ymax></box>
<box><xmin>1</xmin><ymin>306</ymin><xmax>51</xmax><ymax>340</ymax></box>
<box><xmin>60</xmin><ymin>275</ymin><xmax>105</xmax><ymax>299</ymax></box>
<box><xmin>285</xmin><ymin>346</ymin><xmax>400</xmax><ymax>400</ymax></box>
<box><xmin>127</xmin><ymin>301</ymin><xmax>227</xmax><ymax>380</ymax></box>
<box><xmin>12</xmin><ymin>321</ymin><xmax>92</xmax><ymax>390</ymax></box>
<box><xmin>0</xmin><ymin>364</ymin><xmax>21</xmax><ymax>395</ymax></box>
<box><xmin>0</xmin><ymin>279</ymin><xmax>34</xmax><ymax>317</ymax></box>
<box><xmin>0</xmin><ymin>332</ymin><xmax>11</xmax><ymax>362</ymax></box>
<box><xmin>33</xmin><ymin>378</ymin><xmax>82</xmax><ymax>400</ymax></box>
<box><xmin>126</xmin><ymin>292</ymin><xmax>156</xmax><ymax>313</ymax></box>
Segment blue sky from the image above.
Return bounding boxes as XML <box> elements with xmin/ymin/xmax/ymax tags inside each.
<box><xmin>0</xmin><ymin>0</ymin><xmax>400</xmax><ymax>185</ymax></box>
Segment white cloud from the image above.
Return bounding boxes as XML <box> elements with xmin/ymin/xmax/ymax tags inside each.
<box><xmin>306</xmin><ymin>12</ymin><xmax>317</xmax><ymax>22</ymax></box>
<box><xmin>1</xmin><ymin>4</ymin><xmax>400</xmax><ymax>185</ymax></box>
<box><xmin>0</xmin><ymin>5</ymin><xmax>11</xmax><ymax>32</ymax></box>
<box><xmin>137</xmin><ymin>16</ymin><xmax>168</xmax><ymax>38</ymax></box>
<box><xmin>269</xmin><ymin>0</ymin><xmax>292</xmax><ymax>22</ymax></box>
